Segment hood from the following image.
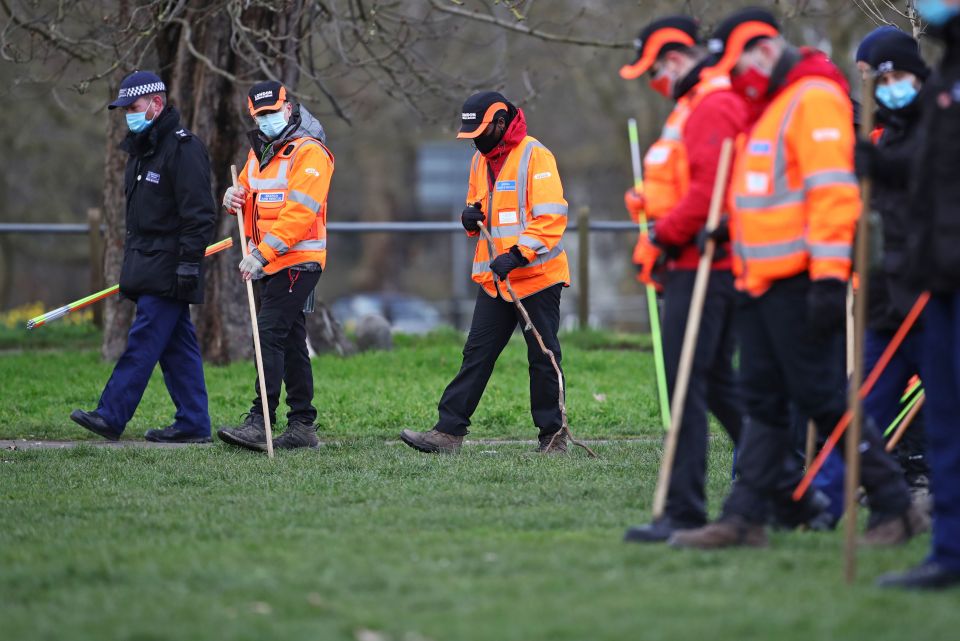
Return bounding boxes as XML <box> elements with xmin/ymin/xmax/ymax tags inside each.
<box><xmin>247</xmin><ymin>104</ymin><xmax>327</xmax><ymax>168</ymax></box>
<box><xmin>775</xmin><ymin>47</ymin><xmax>850</xmax><ymax>98</ymax></box>
<box><xmin>481</xmin><ymin>107</ymin><xmax>528</xmax><ymax>159</ymax></box>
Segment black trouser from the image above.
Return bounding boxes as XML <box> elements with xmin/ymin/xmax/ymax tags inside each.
<box><xmin>249</xmin><ymin>268</ymin><xmax>321</xmax><ymax>425</ymax></box>
<box><xmin>435</xmin><ymin>284</ymin><xmax>564</xmax><ymax>437</ymax></box>
<box><xmin>722</xmin><ymin>275</ymin><xmax>910</xmax><ymax>524</ymax></box>
<box><xmin>661</xmin><ymin>270</ymin><xmax>744</xmax><ymax>525</ymax></box>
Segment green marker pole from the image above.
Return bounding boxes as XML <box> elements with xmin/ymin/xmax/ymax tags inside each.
<box><xmin>629</xmin><ymin>118</ymin><xmax>671</xmax><ymax>431</ymax></box>
<box><xmin>884</xmin><ymin>388</ymin><xmax>925</xmax><ymax>438</ymax></box>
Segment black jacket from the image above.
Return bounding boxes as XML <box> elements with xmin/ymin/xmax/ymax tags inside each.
<box><xmin>866</xmin><ymin>100</ymin><xmax>926</xmax><ymax>331</ymax></box>
<box><xmin>118</xmin><ymin>106</ymin><xmax>216</xmax><ymax>304</ymax></box>
<box><xmin>907</xmin><ymin>16</ymin><xmax>960</xmax><ymax>294</ymax></box>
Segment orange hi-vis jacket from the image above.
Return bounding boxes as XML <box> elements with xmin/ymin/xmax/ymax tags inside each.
<box><xmin>238</xmin><ymin>137</ymin><xmax>334</xmax><ymax>274</ymax></box>
<box><xmin>641</xmin><ymin>74</ymin><xmax>731</xmax><ymax>221</ymax></box>
<box><xmin>729</xmin><ymin>77</ymin><xmax>860</xmax><ymax>297</ymax></box>
<box><xmin>467</xmin><ymin>135</ymin><xmax>570</xmax><ymax>301</ymax></box>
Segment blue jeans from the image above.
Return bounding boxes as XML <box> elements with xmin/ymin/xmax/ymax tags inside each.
<box><xmin>97</xmin><ymin>295</ymin><xmax>210</xmax><ymax>435</ymax></box>
<box><xmin>921</xmin><ymin>293</ymin><xmax>960</xmax><ymax>571</ymax></box>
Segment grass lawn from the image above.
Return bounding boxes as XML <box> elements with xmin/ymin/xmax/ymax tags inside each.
<box><xmin>1</xmin><ymin>329</ymin><xmax>957</xmax><ymax>640</ymax></box>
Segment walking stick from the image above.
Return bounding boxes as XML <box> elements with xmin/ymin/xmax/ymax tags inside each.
<box><xmin>885</xmin><ymin>392</ymin><xmax>925</xmax><ymax>452</ymax></box>
<box><xmin>628</xmin><ymin>118</ymin><xmax>671</xmax><ymax>432</ymax></box>
<box><xmin>230</xmin><ymin>165</ymin><xmax>274</xmax><ymax>458</ymax></box>
<box><xmin>844</xmin><ymin>75</ymin><xmax>877</xmax><ymax>584</ymax></box>
<box><xmin>792</xmin><ymin>290</ymin><xmax>929</xmax><ymax>499</ymax></box>
<box><xmin>651</xmin><ymin>138</ymin><xmax>734</xmax><ymax>519</ymax></box>
<box><xmin>477</xmin><ymin>223</ymin><xmax>596</xmax><ymax>458</ymax></box>
<box><xmin>26</xmin><ymin>238</ymin><xmax>234</xmax><ymax>329</ymax></box>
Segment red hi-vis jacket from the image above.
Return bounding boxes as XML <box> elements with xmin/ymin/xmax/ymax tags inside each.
<box><xmin>466</xmin><ymin>135</ymin><xmax>570</xmax><ymax>301</ymax></box>
<box><xmin>639</xmin><ymin>74</ymin><xmax>741</xmax><ymax>271</ymax></box>
<box><xmin>237</xmin><ymin>136</ymin><xmax>334</xmax><ymax>274</ymax></box>
<box><xmin>729</xmin><ymin>76</ymin><xmax>860</xmax><ymax>297</ymax></box>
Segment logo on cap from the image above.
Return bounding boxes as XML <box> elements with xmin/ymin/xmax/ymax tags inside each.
<box><xmin>254</xmin><ymin>90</ymin><xmax>274</xmax><ymax>101</ymax></box>
<box><xmin>708</xmin><ymin>38</ymin><xmax>724</xmax><ymax>54</ymax></box>
<box><xmin>462</xmin><ymin>112</ymin><xmax>477</xmax><ymax>120</ymax></box>
<box><xmin>877</xmin><ymin>61</ymin><xmax>894</xmax><ymax>73</ymax></box>
<box><xmin>633</xmin><ymin>37</ymin><xmax>644</xmax><ymax>50</ymax></box>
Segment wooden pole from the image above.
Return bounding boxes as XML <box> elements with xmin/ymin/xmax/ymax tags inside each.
<box><xmin>804</xmin><ymin>420</ymin><xmax>817</xmax><ymax>470</ymax></box>
<box><xmin>651</xmin><ymin>138</ymin><xmax>734</xmax><ymax>519</ymax></box>
<box><xmin>231</xmin><ymin>165</ymin><xmax>274</xmax><ymax>458</ymax></box>
<box><xmin>844</xmin><ymin>75</ymin><xmax>876</xmax><ymax>584</ymax></box>
<box><xmin>578</xmin><ymin>205</ymin><xmax>590</xmax><ymax>329</ymax></box>
<box><xmin>87</xmin><ymin>208</ymin><xmax>104</xmax><ymax>328</ymax></box>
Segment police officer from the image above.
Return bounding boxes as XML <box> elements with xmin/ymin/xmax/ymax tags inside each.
<box><xmin>70</xmin><ymin>70</ymin><xmax>216</xmax><ymax>443</ymax></box>
<box><xmin>669</xmin><ymin>9</ymin><xmax>925</xmax><ymax>549</ymax></box>
<box><xmin>879</xmin><ymin>0</ymin><xmax>960</xmax><ymax>590</ymax></box>
<box><xmin>217</xmin><ymin>81</ymin><xmax>334</xmax><ymax>452</ymax></box>
<box><xmin>400</xmin><ymin>91</ymin><xmax>570</xmax><ymax>455</ymax></box>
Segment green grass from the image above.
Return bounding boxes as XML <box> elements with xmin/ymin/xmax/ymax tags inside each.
<box><xmin>0</xmin><ymin>331</ymin><xmax>957</xmax><ymax>640</ymax></box>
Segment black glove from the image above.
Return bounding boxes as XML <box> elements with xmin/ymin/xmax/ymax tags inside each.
<box><xmin>176</xmin><ymin>261</ymin><xmax>200</xmax><ymax>298</ymax></box>
<box><xmin>695</xmin><ymin>216</ymin><xmax>731</xmax><ymax>259</ymax></box>
<box><xmin>461</xmin><ymin>202</ymin><xmax>485</xmax><ymax>232</ymax></box>
<box><xmin>490</xmin><ymin>245</ymin><xmax>529</xmax><ymax>280</ymax></box>
<box><xmin>806</xmin><ymin>278</ymin><xmax>847</xmax><ymax>339</ymax></box>
<box><xmin>854</xmin><ymin>138</ymin><xmax>877</xmax><ymax>180</ymax></box>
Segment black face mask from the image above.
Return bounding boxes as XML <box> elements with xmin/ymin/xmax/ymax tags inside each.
<box><xmin>473</xmin><ymin>129</ymin><xmax>501</xmax><ymax>154</ymax></box>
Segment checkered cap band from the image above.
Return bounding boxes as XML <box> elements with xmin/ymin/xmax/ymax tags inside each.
<box><xmin>117</xmin><ymin>81</ymin><xmax>166</xmax><ymax>99</ymax></box>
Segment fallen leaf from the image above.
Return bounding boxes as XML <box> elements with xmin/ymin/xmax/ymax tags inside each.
<box><xmin>593</xmin><ymin>393</ymin><xmax>607</xmax><ymax>402</ymax></box>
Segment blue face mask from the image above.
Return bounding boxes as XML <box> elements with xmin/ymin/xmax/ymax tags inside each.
<box><xmin>876</xmin><ymin>79</ymin><xmax>919</xmax><ymax>110</ymax></box>
<box><xmin>916</xmin><ymin>0</ymin><xmax>960</xmax><ymax>26</ymax></box>
<box><xmin>125</xmin><ymin>104</ymin><xmax>157</xmax><ymax>133</ymax></box>
<box><xmin>256</xmin><ymin>111</ymin><xmax>288</xmax><ymax>139</ymax></box>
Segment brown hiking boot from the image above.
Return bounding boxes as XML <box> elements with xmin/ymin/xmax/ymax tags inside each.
<box><xmin>399</xmin><ymin>428</ymin><xmax>463</xmax><ymax>454</ymax></box>
<box><xmin>668</xmin><ymin>516</ymin><xmax>769</xmax><ymax>550</ymax></box>
<box><xmin>536</xmin><ymin>431</ymin><xmax>567</xmax><ymax>454</ymax></box>
<box><xmin>861</xmin><ymin>503</ymin><xmax>931</xmax><ymax>546</ymax></box>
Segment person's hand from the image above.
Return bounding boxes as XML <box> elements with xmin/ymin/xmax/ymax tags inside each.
<box><xmin>223</xmin><ymin>186</ymin><xmax>247</xmax><ymax>213</ymax></box>
<box><xmin>461</xmin><ymin>202</ymin><xmax>485</xmax><ymax>232</ymax></box>
<box><xmin>807</xmin><ymin>278</ymin><xmax>848</xmax><ymax>339</ymax></box>
<box><xmin>239</xmin><ymin>253</ymin><xmax>266</xmax><ymax>281</ymax></box>
<box><xmin>854</xmin><ymin>138</ymin><xmax>878</xmax><ymax>181</ymax></box>
<box><xmin>696</xmin><ymin>216</ymin><xmax>731</xmax><ymax>258</ymax></box>
<box><xmin>633</xmin><ymin>234</ymin><xmax>663</xmax><ymax>288</ymax></box>
<box><xmin>175</xmin><ymin>262</ymin><xmax>200</xmax><ymax>298</ymax></box>
<box><xmin>624</xmin><ymin>187</ymin><xmax>646</xmax><ymax>224</ymax></box>
<box><xmin>489</xmin><ymin>246</ymin><xmax>529</xmax><ymax>280</ymax></box>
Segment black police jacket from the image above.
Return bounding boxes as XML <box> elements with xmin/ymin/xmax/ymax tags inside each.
<box><xmin>867</xmin><ymin>101</ymin><xmax>926</xmax><ymax>332</ymax></box>
<box><xmin>118</xmin><ymin>106</ymin><xmax>216</xmax><ymax>304</ymax></box>
<box><xmin>908</xmin><ymin>16</ymin><xmax>960</xmax><ymax>294</ymax></box>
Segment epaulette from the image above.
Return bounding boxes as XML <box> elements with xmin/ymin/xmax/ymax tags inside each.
<box><xmin>174</xmin><ymin>128</ymin><xmax>193</xmax><ymax>142</ymax></box>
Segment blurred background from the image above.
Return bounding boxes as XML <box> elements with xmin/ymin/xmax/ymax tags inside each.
<box><xmin>0</xmin><ymin>0</ymin><xmax>924</xmax><ymax>359</ymax></box>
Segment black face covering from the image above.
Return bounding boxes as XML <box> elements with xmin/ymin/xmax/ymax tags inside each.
<box><xmin>473</xmin><ymin>126</ymin><xmax>502</xmax><ymax>154</ymax></box>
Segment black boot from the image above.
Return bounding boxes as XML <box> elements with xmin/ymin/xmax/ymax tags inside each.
<box><xmin>624</xmin><ymin>516</ymin><xmax>701</xmax><ymax>543</ymax></box>
<box><xmin>70</xmin><ymin>409</ymin><xmax>121</xmax><ymax>441</ymax></box>
<box><xmin>877</xmin><ymin>563</ymin><xmax>960</xmax><ymax>590</ymax></box>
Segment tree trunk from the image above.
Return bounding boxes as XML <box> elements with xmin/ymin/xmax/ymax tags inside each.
<box><xmin>98</xmin><ymin>0</ymin><xmax>351</xmax><ymax>363</ymax></box>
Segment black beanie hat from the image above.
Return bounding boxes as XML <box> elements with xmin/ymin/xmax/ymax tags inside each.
<box><xmin>866</xmin><ymin>30</ymin><xmax>929</xmax><ymax>80</ymax></box>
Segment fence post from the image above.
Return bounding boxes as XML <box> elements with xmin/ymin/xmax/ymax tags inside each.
<box><xmin>578</xmin><ymin>205</ymin><xmax>590</xmax><ymax>329</ymax></box>
<box><xmin>88</xmin><ymin>208</ymin><xmax>104</xmax><ymax>328</ymax></box>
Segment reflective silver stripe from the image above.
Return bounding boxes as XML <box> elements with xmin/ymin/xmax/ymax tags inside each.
<box><xmin>661</xmin><ymin>125</ymin><xmax>682</xmax><ymax>141</ymax></box>
<box><xmin>516</xmin><ymin>139</ymin><xmax>546</xmax><ymax>231</ymax></box>
<box><xmin>528</xmin><ymin>242</ymin><xmax>565</xmax><ymax>267</ymax></box>
<box><xmin>518</xmin><ymin>235</ymin><xmax>548</xmax><ymax>255</ymax></box>
<box><xmin>804</xmin><ymin>170</ymin><xmax>857</xmax><ymax>190</ymax></box>
<box><xmin>472</xmin><ymin>260</ymin><xmax>490</xmax><ymax>275</ymax></box>
<box><xmin>493</xmin><ymin>223</ymin><xmax>523</xmax><ymax>238</ymax></box>
<box><xmin>470</xmin><ymin>152</ymin><xmax>480</xmax><ymax>177</ymax></box>
<box><xmin>291</xmin><ymin>239</ymin><xmax>327</xmax><ymax>251</ymax></box>
<box><xmin>809</xmin><ymin>242</ymin><xmax>850</xmax><ymax>259</ymax></box>
<box><xmin>247</xmin><ymin>160</ymin><xmax>290</xmax><ymax>190</ymax></box>
<box><xmin>735</xmin><ymin>190</ymin><xmax>805</xmax><ymax>210</ymax></box>
<box><xmin>530</xmin><ymin>203</ymin><xmax>568</xmax><ymax>217</ymax></box>
<box><xmin>734</xmin><ymin>239</ymin><xmax>806</xmax><ymax>259</ymax></box>
<box><xmin>263</xmin><ymin>233</ymin><xmax>290</xmax><ymax>255</ymax></box>
<box><xmin>288</xmin><ymin>189</ymin><xmax>322</xmax><ymax>213</ymax></box>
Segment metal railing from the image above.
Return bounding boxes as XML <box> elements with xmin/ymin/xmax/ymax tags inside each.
<box><xmin>0</xmin><ymin>209</ymin><xmax>639</xmax><ymax>328</ymax></box>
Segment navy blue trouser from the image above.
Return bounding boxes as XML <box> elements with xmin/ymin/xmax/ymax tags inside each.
<box><xmin>435</xmin><ymin>284</ymin><xmax>563</xmax><ymax>437</ymax></box>
<box><xmin>921</xmin><ymin>293</ymin><xmax>960</xmax><ymax>572</ymax></box>
<box><xmin>97</xmin><ymin>294</ymin><xmax>210</xmax><ymax>435</ymax></box>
